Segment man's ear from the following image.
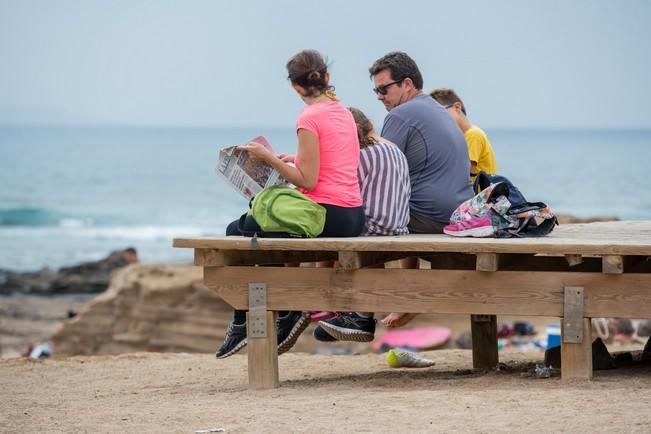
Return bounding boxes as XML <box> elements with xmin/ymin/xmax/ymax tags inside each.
<box><xmin>453</xmin><ymin>101</ymin><xmax>463</xmax><ymax>114</ymax></box>
<box><xmin>402</xmin><ymin>77</ymin><xmax>415</xmax><ymax>91</ymax></box>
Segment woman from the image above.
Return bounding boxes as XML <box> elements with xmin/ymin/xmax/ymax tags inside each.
<box><xmin>216</xmin><ymin>49</ymin><xmax>365</xmax><ymax>358</ymax></box>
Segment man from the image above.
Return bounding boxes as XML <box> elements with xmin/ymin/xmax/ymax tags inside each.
<box><xmin>370</xmin><ymin>52</ymin><xmax>474</xmax><ymax>233</ymax></box>
<box><xmin>316</xmin><ymin>52</ymin><xmax>475</xmax><ymax>340</ymax></box>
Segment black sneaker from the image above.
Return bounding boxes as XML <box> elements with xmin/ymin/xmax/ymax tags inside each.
<box><xmin>643</xmin><ymin>337</ymin><xmax>651</xmax><ymax>361</ymax></box>
<box><xmin>313</xmin><ymin>324</ymin><xmax>338</xmax><ymax>342</ymax></box>
<box><xmin>277</xmin><ymin>311</ymin><xmax>310</xmax><ymax>355</ymax></box>
<box><xmin>215</xmin><ymin>322</ymin><xmax>247</xmax><ymax>359</ymax></box>
<box><xmin>318</xmin><ymin>313</ymin><xmax>376</xmax><ymax>342</ymax></box>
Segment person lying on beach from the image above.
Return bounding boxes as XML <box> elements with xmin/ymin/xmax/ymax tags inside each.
<box><xmin>312</xmin><ymin>107</ymin><xmax>411</xmax><ymax>342</ymax></box>
<box><xmin>215</xmin><ymin>49</ymin><xmax>365</xmax><ymax>359</ymax></box>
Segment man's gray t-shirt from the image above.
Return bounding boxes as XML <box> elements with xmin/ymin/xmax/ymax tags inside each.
<box><xmin>381</xmin><ymin>94</ymin><xmax>474</xmax><ymax>224</ymax></box>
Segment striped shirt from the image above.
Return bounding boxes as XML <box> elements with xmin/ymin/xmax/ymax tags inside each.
<box><xmin>358</xmin><ymin>139</ymin><xmax>411</xmax><ymax>235</ymax></box>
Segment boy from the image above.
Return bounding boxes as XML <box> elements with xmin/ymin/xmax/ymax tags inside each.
<box><xmin>430</xmin><ymin>88</ymin><xmax>498</xmax><ymax>178</ymax></box>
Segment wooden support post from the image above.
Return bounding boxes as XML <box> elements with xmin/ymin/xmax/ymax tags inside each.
<box><xmin>471</xmin><ymin>314</ymin><xmax>499</xmax><ymax>369</ymax></box>
<box><xmin>471</xmin><ymin>254</ymin><xmax>498</xmax><ymax>368</ymax></box>
<box><xmin>565</xmin><ymin>254</ymin><xmax>583</xmax><ymax>267</ymax></box>
<box><xmin>337</xmin><ymin>251</ymin><xmax>362</xmax><ymax>270</ymax></box>
<box><xmin>194</xmin><ymin>249</ymin><xmax>225</xmax><ymax>267</ymax></box>
<box><xmin>561</xmin><ymin>318</ymin><xmax>592</xmax><ymax>381</ymax></box>
<box><xmin>476</xmin><ymin>253</ymin><xmax>499</xmax><ymax>272</ymax></box>
<box><xmin>602</xmin><ymin>255</ymin><xmax>623</xmax><ymax>274</ymax></box>
<box><xmin>561</xmin><ymin>286</ymin><xmax>592</xmax><ymax>381</ymax></box>
<box><xmin>562</xmin><ymin>287</ymin><xmax>584</xmax><ymax>343</ymax></box>
<box><xmin>246</xmin><ymin>283</ymin><xmax>279</xmax><ymax>389</ymax></box>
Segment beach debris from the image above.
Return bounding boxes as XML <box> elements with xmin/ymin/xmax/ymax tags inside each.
<box><xmin>519</xmin><ymin>363</ymin><xmax>559</xmax><ymax>378</ymax></box>
<box><xmin>195</xmin><ymin>428</ymin><xmax>225</xmax><ymax>433</ymax></box>
<box><xmin>386</xmin><ymin>349</ymin><xmax>435</xmax><ymax>368</ymax></box>
<box><xmin>495</xmin><ymin>362</ymin><xmax>513</xmax><ymax>372</ymax></box>
<box><xmin>534</xmin><ymin>364</ymin><xmax>552</xmax><ymax>378</ymax></box>
<box><xmin>28</xmin><ymin>342</ymin><xmax>53</xmax><ymax>359</ymax></box>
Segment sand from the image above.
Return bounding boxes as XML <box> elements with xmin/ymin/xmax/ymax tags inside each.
<box><xmin>2</xmin><ymin>349</ymin><xmax>651</xmax><ymax>433</ymax></box>
<box><xmin>2</xmin><ymin>294</ymin><xmax>650</xmax><ymax>432</ymax></box>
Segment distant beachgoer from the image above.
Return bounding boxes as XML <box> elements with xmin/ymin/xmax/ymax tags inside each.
<box><xmin>313</xmin><ymin>107</ymin><xmax>411</xmax><ymax>342</ymax></box>
<box><xmin>430</xmin><ymin>88</ymin><xmax>498</xmax><ymax>179</ymax></box>
<box><xmin>315</xmin><ymin>51</ymin><xmax>474</xmax><ymax>339</ymax></box>
<box><xmin>120</xmin><ymin>247</ymin><xmax>139</xmax><ymax>265</ymax></box>
<box><xmin>215</xmin><ymin>49</ymin><xmax>365</xmax><ymax>359</ymax></box>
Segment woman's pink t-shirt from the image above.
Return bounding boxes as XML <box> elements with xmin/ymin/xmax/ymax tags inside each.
<box><xmin>295</xmin><ymin>101</ymin><xmax>362</xmax><ymax>208</ymax></box>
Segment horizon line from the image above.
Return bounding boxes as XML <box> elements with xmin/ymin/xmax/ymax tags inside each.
<box><xmin>2</xmin><ymin>123</ymin><xmax>651</xmax><ymax>133</ymax></box>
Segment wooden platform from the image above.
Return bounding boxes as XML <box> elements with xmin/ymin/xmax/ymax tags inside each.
<box><xmin>174</xmin><ymin>221</ymin><xmax>651</xmax><ymax>389</ymax></box>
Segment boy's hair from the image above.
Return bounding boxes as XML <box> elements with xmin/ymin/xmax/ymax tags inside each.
<box><xmin>368</xmin><ymin>51</ymin><xmax>424</xmax><ymax>90</ymax></box>
<box><xmin>430</xmin><ymin>88</ymin><xmax>467</xmax><ymax>116</ymax></box>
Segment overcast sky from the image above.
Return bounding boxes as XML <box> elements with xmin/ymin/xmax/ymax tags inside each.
<box><xmin>1</xmin><ymin>0</ymin><xmax>650</xmax><ymax>129</ymax></box>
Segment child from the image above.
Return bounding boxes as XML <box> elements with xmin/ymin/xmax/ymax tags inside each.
<box><xmin>382</xmin><ymin>89</ymin><xmax>499</xmax><ymax>330</ymax></box>
<box><xmin>314</xmin><ymin>107</ymin><xmax>411</xmax><ymax>342</ymax></box>
<box><xmin>430</xmin><ymin>88</ymin><xmax>498</xmax><ymax>179</ymax></box>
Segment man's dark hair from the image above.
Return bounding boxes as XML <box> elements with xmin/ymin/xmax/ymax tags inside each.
<box><xmin>368</xmin><ymin>51</ymin><xmax>423</xmax><ymax>90</ymax></box>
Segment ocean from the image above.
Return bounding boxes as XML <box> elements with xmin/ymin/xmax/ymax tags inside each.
<box><xmin>1</xmin><ymin>126</ymin><xmax>650</xmax><ymax>271</ymax></box>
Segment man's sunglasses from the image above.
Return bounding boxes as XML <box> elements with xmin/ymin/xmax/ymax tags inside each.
<box><xmin>372</xmin><ymin>78</ymin><xmax>405</xmax><ymax>96</ymax></box>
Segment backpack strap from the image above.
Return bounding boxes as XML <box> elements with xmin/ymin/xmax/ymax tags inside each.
<box><xmin>473</xmin><ymin>171</ymin><xmax>493</xmax><ymax>194</ymax></box>
<box><xmin>516</xmin><ymin>216</ymin><xmax>559</xmax><ymax>237</ymax></box>
<box><xmin>507</xmin><ymin>202</ymin><xmax>549</xmax><ymax>215</ymax></box>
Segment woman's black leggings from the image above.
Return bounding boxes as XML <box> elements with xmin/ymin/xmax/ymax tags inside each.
<box><xmin>226</xmin><ymin>203</ymin><xmax>365</xmax><ymax>324</ymax></box>
<box><xmin>226</xmin><ymin>203</ymin><xmax>365</xmax><ymax>237</ymax></box>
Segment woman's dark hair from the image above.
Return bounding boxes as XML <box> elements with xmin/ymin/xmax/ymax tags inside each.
<box><xmin>286</xmin><ymin>49</ymin><xmax>330</xmax><ymax>97</ymax></box>
<box><xmin>348</xmin><ymin>107</ymin><xmax>378</xmax><ymax>148</ymax></box>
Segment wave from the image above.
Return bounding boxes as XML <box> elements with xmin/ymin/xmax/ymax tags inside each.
<box><xmin>0</xmin><ymin>224</ymin><xmax>213</xmax><ymax>240</ymax></box>
<box><xmin>0</xmin><ymin>207</ymin><xmax>61</xmax><ymax>227</ymax></box>
<box><xmin>0</xmin><ymin>207</ymin><xmax>99</xmax><ymax>228</ymax></box>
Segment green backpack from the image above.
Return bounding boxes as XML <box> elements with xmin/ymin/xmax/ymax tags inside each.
<box><xmin>248</xmin><ymin>186</ymin><xmax>326</xmax><ymax>238</ymax></box>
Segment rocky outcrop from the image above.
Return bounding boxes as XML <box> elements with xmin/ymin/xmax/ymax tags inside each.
<box><xmin>51</xmin><ymin>264</ymin><xmax>232</xmax><ymax>356</ymax></box>
<box><xmin>49</xmin><ymin>263</ymin><xmax>372</xmax><ymax>357</ymax></box>
<box><xmin>0</xmin><ymin>248</ymin><xmax>138</xmax><ymax>295</ymax></box>
<box><xmin>555</xmin><ymin>214</ymin><xmax>619</xmax><ymax>224</ymax></box>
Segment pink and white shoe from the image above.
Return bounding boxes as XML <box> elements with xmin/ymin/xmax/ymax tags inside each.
<box><xmin>310</xmin><ymin>311</ymin><xmax>336</xmax><ymax>322</ymax></box>
<box><xmin>443</xmin><ymin>215</ymin><xmax>495</xmax><ymax>238</ymax></box>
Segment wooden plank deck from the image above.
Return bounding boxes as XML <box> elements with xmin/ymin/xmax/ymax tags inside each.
<box><xmin>173</xmin><ymin>221</ymin><xmax>651</xmax><ymax>389</ymax></box>
<box><xmin>174</xmin><ymin>221</ymin><xmax>651</xmax><ymax>256</ymax></box>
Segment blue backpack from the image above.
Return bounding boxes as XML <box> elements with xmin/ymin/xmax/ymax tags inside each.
<box><xmin>472</xmin><ymin>171</ymin><xmax>558</xmax><ymax>237</ymax></box>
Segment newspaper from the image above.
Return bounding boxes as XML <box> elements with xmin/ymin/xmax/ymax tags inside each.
<box><xmin>216</xmin><ymin>136</ymin><xmax>287</xmax><ymax>201</ymax></box>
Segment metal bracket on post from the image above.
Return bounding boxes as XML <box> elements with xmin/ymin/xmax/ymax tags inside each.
<box><xmin>248</xmin><ymin>283</ymin><xmax>267</xmax><ymax>338</ymax></box>
<box><xmin>563</xmin><ymin>286</ymin><xmax>584</xmax><ymax>343</ymax></box>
